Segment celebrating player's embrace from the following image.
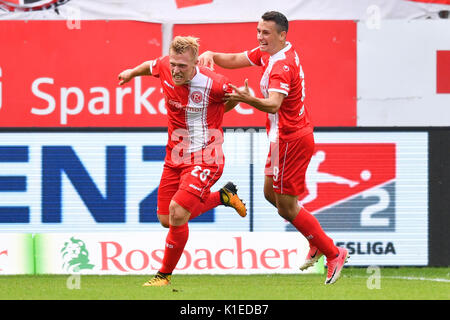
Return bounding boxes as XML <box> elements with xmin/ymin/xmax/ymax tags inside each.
<box><xmin>118</xmin><ymin>11</ymin><xmax>349</xmax><ymax>287</ymax></box>
<box><xmin>198</xmin><ymin>11</ymin><xmax>349</xmax><ymax>284</ymax></box>
<box><xmin>118</xmin><ymin>36</ymin><xmax>247</xmax><ymax>287</ymax></box>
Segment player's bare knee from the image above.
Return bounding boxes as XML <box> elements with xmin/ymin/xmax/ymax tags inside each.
<box><xmin>277</xmin><ymin>207</ymin><xmax>289</xmax><ymax>220</ymax></box>
<box><xmin>276</xmin><ymin>200</ymin><xmax>299</xmax><ymax>221</ymax></box>
<box><xmin>169</xmin><ymin>201</ymin><xmax>190</xmax><ymax>225</ymax></box>
<box><xmin>158</xmin><ymin>215</ymin><xmax>170</xmax><ymax>228</ymax></box>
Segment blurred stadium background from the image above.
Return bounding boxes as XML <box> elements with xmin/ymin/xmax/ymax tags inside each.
<box><xmin>0</xmin><ymin>0</ymin><xmax>449</xmax><ymax>300</ymax></box>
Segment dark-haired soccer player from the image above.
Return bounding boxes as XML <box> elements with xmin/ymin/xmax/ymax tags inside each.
<box><xmin>199</xmin><ymin>11</ymin><xmax>349</xmax><ymax>284</ymax></box>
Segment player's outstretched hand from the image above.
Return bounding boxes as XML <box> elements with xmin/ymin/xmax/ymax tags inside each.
<box><xmin>225</xmin><ymin>79</ymin><xmax>251</xmax><ymax>103</ymax></box>
<box><xmin>118</xmin><ymin>69</ymin><xmax>134</xmax><ymax>86</ymax></box>
<box><xmin>198</xmin><ymin>51</ymin><xmax>215</xmax><ymax>70</ymax></box>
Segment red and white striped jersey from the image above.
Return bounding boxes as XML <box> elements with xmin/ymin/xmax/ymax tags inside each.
<box><xmin>150</xmin><ymin>56</ymin><xmax>232</xmax><ymax>165</ymax></box>
<box><xmin>246</xmin><ymin>42</ymin><xmax>313</xmax><ymax>142</ymax></box>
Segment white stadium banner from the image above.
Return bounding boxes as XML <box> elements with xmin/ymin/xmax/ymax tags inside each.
<box><xmin>357</xmin><ymin>20</ymin><xmax>450</xmax><ymax>126</ymax></box>
<box><xmin>0</xmin><ymin>0</ymin><xmax>449</xmax><ymax>22</ymax></box>
<box><xmin>34</xmin><ymin>232</ymin><xmax>322</xmax><ymax>275</ymax></box>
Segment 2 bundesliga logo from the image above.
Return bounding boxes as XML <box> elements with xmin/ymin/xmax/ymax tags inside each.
<box><xmin>0</xmin><ymin>0</ymin><xmax>70</xmax><ymax>11</ymax></box>
<box><xmin>288</xmin><ymin>143</ymin><xmax>396</xmax><ymax>233</ymax></box>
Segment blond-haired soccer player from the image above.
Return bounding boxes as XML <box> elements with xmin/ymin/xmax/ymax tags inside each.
<box><xmin>199</xmin><ymin>12</ymin><xmax>349</xmax><ymax>284</ymax></box>
<box><xmin>118</xmin><ymin>36</ymin><xmax>247</xmax><ymax>286</ymax></box>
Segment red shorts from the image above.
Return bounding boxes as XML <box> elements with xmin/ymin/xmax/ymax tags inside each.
<box><xmin>265</xmin><ymin>133</ymin><xmax>315</xmax><ymax>196</ymax></box>
<box><xmin>157</xmin><ymin>161</ymin><xmax>224</xmax><ymax>215</ymax></box>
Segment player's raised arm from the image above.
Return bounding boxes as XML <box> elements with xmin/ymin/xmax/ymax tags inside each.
<box><xmin>118</xmin><ymin>60</ymin><xmax>152</xmax><ymax>85</ymax></box>
<box><xmin>198</xmin><ymin>51</ymin><xmax>252</xmax><ymax>70</ymax></box>
<box><xmin>224</xmin><ymin>99</ymin><xmax>238</xmax><ymax>113</ymax></box>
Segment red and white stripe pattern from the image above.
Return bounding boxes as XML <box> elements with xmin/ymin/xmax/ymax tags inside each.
<box><xmin>186</xmin><ymin>68</ymin><xmax>213</xmax><ymax>153</ymax></box>
<box><xmin>261</xmin><ymin>43</ymin><xmax>292</xmax><ymax>143</ymax></box>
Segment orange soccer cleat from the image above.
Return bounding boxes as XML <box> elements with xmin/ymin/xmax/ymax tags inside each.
<box><xmin>220</xmin><ymin>182</ymin><xmax>247</xmax><ymax>218</ymax></box>
<box><xmin>142</xmin><ymin>272</ymin><xmax>172</xmax><ymax>287</ymax></box>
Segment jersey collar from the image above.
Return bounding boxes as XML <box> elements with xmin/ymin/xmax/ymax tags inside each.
<box><xmin>270</xmin><ymin>42</ymin><xmax>292</xmax><ymax>61</ymax></box>
<box><xmin>185</xmin><ymin>66</ymin><xmax>200</xmax><ymax>86</ymax></box>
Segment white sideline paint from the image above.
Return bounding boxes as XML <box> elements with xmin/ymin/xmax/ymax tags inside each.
<box><xmin>348</xmin><ymin>275</ymin><xmax>450</xmax><ymax>283</ymax></box>
<box><xmin>383</xmin><ymin>276</ymin><xmax>450</xmax><ymax>283</ymax></box>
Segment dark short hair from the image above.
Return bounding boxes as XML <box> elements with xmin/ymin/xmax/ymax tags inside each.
<box><xmin>261</xmin><ymin>11</ymin><xmax>289</xmax><ymax>33</ymax></box>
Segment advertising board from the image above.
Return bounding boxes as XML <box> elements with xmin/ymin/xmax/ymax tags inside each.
<box><xmin>0</xmin><ymin>130</ymin><xmax>428</xmax><ymax>266</ymax></box>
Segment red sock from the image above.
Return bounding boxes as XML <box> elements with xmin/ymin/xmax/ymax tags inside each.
<box><xmin>189</xmin><ymin>191</ymin><xmax>221</xmax><ymax>220</ymax></box>
<box><xmin>291</xmin><ymin>207</ymin><xmax>339</xmax><ymax>259</ymax></box>
<box><xmin>159</xmin><ymin>223</ymin><xmax>189</xmax><ymax>274</ymax></box>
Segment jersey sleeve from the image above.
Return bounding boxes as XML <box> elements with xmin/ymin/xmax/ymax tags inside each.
<box><xmin>245</xmin><ymin>47</ymin><xmax>262</xmax><ymax>66</ymax></box>
<box><xmin>268</xmin><ymin>62</ymin><xmax>292</xmax><ymax>96</ymax></box>
<box><xmin>222</xmin><ymin>78</ymin><xmax>233</xmax><ymax>95</ymax></box>
<box><xmin>207</xmin><ymin>73</ymin><xmax>233</xmax><ymax>104</ymax></box>
<box><xmin>216</xmin><ymin>75</ymin><xmax>233</xmax><ymax>101</ymax></box>
<box><xmin>149</xmin><ymin>56</ymin><xmax>168</xmax><ymax>78</ymax></box>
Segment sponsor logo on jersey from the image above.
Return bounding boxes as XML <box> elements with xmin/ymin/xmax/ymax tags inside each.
<box><xmin>168</xmin><ymin>99</ymin><xmax>185</xmax><ymax>109</ymax></box>
<box><xmin>280</xmin><ymin>82</ymin><xmax>290</xmax><ymax>91</ymax></box>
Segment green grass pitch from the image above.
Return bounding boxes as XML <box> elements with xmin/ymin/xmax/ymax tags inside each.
<box><xmin>0</xmin><ymin>267</ymin><xmax>448</xmax><ymax>301</ymax></box>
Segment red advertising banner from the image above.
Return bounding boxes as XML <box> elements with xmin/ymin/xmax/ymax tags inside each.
<box><xmin>407</xmin><ymin>0</ymin><xmax>450</xmax><ymax>4</ymax></box>
<box><xmin>174</xmin><ymin>20</ymin><xmax>357</xmax><ymax>127</ymax></box>
<box><xmin>0</xmin><ymin>20</ymin><xmax>164</xmax><ymax>127</ymax></box>
<box><xmin>0</xmin><ymin>20</ymin><xmax>355</xmax><ymax>128</ymax></box>
<box><xmin>437</xmin><ymin>50</ymin><xmax>450</xmax><ymax>94</ymax></box>
<box><xmin>175</xmin><ymin>0</ymin><xmax>214</xmax><ymax>8</ymax></box>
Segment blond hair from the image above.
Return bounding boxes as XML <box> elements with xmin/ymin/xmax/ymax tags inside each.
<box><xmin>170</xmin><ymin>36</ymin><xmax>200</xmax><ymax>60</ymax></box>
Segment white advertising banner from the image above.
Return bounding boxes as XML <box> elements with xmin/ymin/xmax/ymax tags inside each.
<box><xmin>357</xmin><ymin>20</ymin><xmax>450</xmax><ymax>126</ymax></box>
<box><xmin>0</xmin><ymin>233</ymin><xmax>34</xmax><ymax>274</ymax></box>
<box><xmin>34</xmin><ymin>232</ymin><xmax>322</xmax><ymax>275</ymax></box>
<box><xmin>0</xmin><ymin>130</ymin><xmax>429</xmax><ymax>266</ymax></box>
